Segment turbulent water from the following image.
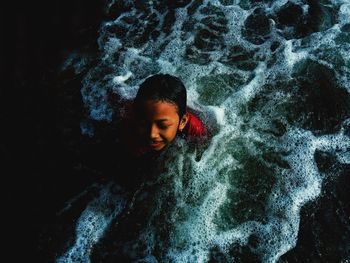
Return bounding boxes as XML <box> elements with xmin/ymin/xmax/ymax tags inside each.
<box><xmin>56</xmin><ymin>0</ymin><xmax>350</xmax><ymax>262</ymax></box>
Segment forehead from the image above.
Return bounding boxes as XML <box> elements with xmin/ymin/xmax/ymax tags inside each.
<box><xmin>141</xmin><ymin>100</ymin><xmax>179</xmax><ymax>119</ymax></box>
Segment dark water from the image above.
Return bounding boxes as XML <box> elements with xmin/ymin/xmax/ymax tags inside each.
<box><xmin>5</xmin><ymin>0</ymin><xmax>350</xmax><ymax>262</ymax></box>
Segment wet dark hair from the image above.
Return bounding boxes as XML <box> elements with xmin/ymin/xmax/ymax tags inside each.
<box><xmin>133</xmin><ymin>73</ymin><xmax>187</xmax><ymax>118</ymax></box>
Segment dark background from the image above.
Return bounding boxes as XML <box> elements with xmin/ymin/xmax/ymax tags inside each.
<box><xmin>1</xmin><ymin>0</ymin><xmax>106</xmax><ymax>260</ymax></box>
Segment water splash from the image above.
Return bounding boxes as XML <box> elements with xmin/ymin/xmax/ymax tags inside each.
<box><xmin>58</xmin><ymin>0</ymin><xmax>350</xmax><ymax>262</ymax></box>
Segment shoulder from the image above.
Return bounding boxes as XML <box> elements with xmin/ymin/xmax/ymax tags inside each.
<box><xmin>184</xmin><ymin>111</ymin><xmax>208</xmax><ymax>140</ymax></box>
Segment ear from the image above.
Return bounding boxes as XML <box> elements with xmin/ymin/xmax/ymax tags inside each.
<box><xmin>178</xmin><ymin>113</ymin><xmax>189</xmax><ymax>131</ymax></box>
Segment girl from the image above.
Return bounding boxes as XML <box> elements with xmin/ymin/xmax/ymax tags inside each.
<box><xmin>119</xmin><ymin>73</ymin><xmax>208</xmax><ymax>158</ymax></box>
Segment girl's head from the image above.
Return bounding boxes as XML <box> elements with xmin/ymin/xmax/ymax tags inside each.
<box><xmin>133</xmin><ymin>74</ymin><xmax>189</xmax><ymax>151</ymax></box>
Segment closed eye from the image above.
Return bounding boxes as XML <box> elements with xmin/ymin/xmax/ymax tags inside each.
<box><xmin>157</xmin><ymin>121</ymin><xmax>172</xmax><ymax>129</ymax></box>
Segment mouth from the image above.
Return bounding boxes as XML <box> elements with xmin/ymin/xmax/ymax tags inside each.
<box><xmin>149</xmin><ymin>141</ymin><xmax>164</xmax><ymax>148</ymax></box>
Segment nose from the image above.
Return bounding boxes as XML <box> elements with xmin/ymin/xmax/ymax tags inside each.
<box><xmin>149</xmin><ymin>124</ymin><xmax>160</xmax><ymax>140</ymax></box>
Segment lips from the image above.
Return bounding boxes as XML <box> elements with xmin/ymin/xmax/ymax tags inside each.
<box><xmin>149</xmin><ymin>141</ymin><xmax>163</xmax><ymax>148</ymax></box>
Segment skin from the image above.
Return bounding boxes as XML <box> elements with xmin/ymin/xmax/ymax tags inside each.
<box><xmin>135</xmin><ymin>100</ymin><xmax>189</xmax><ymax>152</ymax></box>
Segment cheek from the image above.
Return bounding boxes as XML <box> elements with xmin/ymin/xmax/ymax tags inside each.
<box><xmin>161</xmin><ymin>128</ymin><xmax>178</xmax><ymax>142</ymax></box>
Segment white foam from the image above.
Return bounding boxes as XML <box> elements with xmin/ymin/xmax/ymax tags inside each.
<box><xmin>102</xmin><ymin>37</ymin><xmax>122</xmax><ymax>61</ymax></box>
<box><xmin>339</xmin><ymin>3</ymin><xmax>350</xmax><ymax>26</ymax></box>
<box><xmin>210</xmin><ymin>106</ymin><xmax>226</xmax><ymax>126</ymax></box>
<box><xmin>284</xmin><ymin>40</ymin><xmax>308</xmax><ymax>69</ymax></box>
<box><xmin>112</xmin><ymin>71</ymin><xmax>133</xmax><ymax>84</ymax></box>
<box><xmin>56</xmin><ymin>183</ymin><xmax>126</xmax><ymax>263</ymax></box>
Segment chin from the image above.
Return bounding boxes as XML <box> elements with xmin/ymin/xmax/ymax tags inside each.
<box><xmin>151</xmin><ymin>145</ymin><xmax>165</xmax><ymax>151</ymax></box>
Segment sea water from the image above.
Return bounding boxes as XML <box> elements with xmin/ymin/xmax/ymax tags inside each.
<box><xmin>57</xmin><ymin>0</ymin><xmax>350</xmax><ymax>262</ymax></box>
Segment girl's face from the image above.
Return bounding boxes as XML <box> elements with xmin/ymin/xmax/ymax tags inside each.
<box><xmin>135</xmin><ymin>100</ymin><xmax>188</xmax><ymax>151</ymax></box>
